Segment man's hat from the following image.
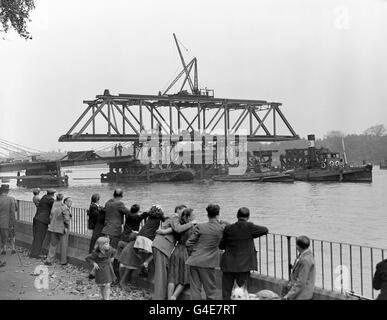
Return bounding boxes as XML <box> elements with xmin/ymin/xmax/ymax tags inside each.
<box><xmin>46</xmin><ymin>188</ymin><xmax>56</xmax><ymax>194</ymax></box>
<box><xmin>0</xmin><ymin>184</ymin><xmax>10</xmax><ymax>192</ymax></box>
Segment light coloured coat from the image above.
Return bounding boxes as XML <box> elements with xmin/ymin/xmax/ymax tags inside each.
<box><xmin>286</xmin><ymin>249</ymin><xmax>316</xmax><ymax>300</ymax></box>
<box><xmin>185</xmin><ymin>219</ymin><xmax>227</xmax><ymax>268</ymax></box>
<box><xmin>152</xmin><ymin>215</ymin><xmax>194</xmax><ymax>258</ymax></box>
<box><xmin>48</xmin><ymin>201</ymin><xmax>71</xmax><ymax>234</ymax></box>
<box><xmin>0</xmin><ymin>194</ymin><xmax>16</xmax><ymax>229</ymax></box>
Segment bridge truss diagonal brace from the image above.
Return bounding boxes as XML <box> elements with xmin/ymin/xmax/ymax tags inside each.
<box><xmin>72</xmin><ymin>101</ymin><xmax>107</xmax><ymax>137</ymax></box>
<box><xmin>110</xmin><ymin>100</ymin><xmax>140</xmax><ymax>136</ymax></box>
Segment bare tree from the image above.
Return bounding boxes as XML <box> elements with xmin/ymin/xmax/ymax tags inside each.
<box><xmin>363</xmin><ymin>124</ymin><xmax>386</xmax><ymax>137</ymax></box>
<box><xmin>0</xmin><ymin>0</ymin><xmax>35</xmax><ymax>40</ymax></box>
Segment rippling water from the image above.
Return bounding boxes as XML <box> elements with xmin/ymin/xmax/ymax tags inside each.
<box><xmin>7</xmin><ymin>166</ymin><xmax>387</xmax><ymax>249</ymax></box>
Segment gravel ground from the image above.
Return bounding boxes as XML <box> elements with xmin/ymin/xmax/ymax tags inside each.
<box><xmin>0</xmin><ymin>247</ymin><xmax>151</xmax><ymax>300</ymax></box>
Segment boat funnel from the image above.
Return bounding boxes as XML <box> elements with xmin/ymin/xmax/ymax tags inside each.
<box><xmin>307</xmin><ymin>134</ymin><xmax>315</xmax><ymax>148</ymax></box>
<box><xmin>307</xmin><ymin>134</ymin><xmax>317</xmax><ymax>166</ymax></box>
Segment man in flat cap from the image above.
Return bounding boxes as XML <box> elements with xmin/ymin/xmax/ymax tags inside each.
<box><xmin>0</xmin><ymin>184</ymin><xmax>16</xmax><ymax>257</ymax></box>
<box><xmin>283</xmin><ymin>235</ymin><xmax>316</xmax><ymax>300</ymax></box>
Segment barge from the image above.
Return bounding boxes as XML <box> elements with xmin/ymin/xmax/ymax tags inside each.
<box><xmin>100</xmin><ymin>159</ymin><xmax>195</xmax><ymax>182</ymax></box>
<box><xmin>212</xmin><ymin>171</ymin><xmax>294</xmax><ymax>183</ymax></box>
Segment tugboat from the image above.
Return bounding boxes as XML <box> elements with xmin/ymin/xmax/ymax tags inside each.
<box><xmin>100</xmin><ymin>158</ymin><xmax>195</xmax><ymax>183</ymax></box>
<box><xmin>280</xmin><ymin>135</ymin><xmax>373</xmax><ymax>182</ymax></box>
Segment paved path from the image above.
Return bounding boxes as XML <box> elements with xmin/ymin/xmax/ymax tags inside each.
<box><xmin>0</xmin><ymin>247</ymin><xmax>150</xmax><ymax>300</ymax></box>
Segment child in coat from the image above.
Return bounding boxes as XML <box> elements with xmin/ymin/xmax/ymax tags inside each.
<box><xmin>86</xmin><ymin>237</ymin><xmax>116</xmax><ymax>300</ymax></box>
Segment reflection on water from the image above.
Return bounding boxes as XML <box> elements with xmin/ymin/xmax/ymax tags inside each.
<box><xmin>8</xmin><ymin>166</ymin><xmax>387</xmax><ymax>249</ymax></box>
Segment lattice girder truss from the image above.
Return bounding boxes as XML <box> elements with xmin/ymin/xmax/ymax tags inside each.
<box><xmin>59</xmin><ymin>91</ymin><xmax>299</xmax><ymax>142</ymax></box>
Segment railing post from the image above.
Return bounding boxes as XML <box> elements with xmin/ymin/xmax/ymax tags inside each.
<box><xmin>287</xmin><ymin>236</ymin><xmax>292</xmax><ymax>280</ymax></box>
<box><xmin>370</xmin><ymin>248</ymin><xmax>374</xmax><ymax>299</ymax></box>
<box><xmin>16</xmin><ymin>199</ymin><xmax>20</xmax><ymax>220</ymax></box>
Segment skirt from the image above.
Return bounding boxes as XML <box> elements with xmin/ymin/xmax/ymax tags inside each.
<box><xmin>133</xmin><ymin>235</ymin><xmax>153</xmax><ymax>254</ymax></box>
<box><xmin>95</xmin><ymin>262</ymin><xmax>116</xmax><ymax>285</ymax></box>
<box><xmin>115</xmin><ymin>240</ymin><xmax>129</xmax><ymax>260</ymax></box>
<box><xmin>119</xmin><ymin>241</ymin><xmax>150</xmax><ymax>269</ymax></box>
<box><xmin>168</xmin><ymin>244</ymin><xmax>189</xmax><ymax>286</ymax></box>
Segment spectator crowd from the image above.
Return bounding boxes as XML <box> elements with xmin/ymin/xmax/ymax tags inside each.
<box><xmin>0</xmin><ymin>184</ymin><xmax>386</xmax><ymax>301</ymax></box>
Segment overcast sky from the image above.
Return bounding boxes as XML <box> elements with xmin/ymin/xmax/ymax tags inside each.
<box><xmin>1</xmin><ymin>0</ymin><xmax>386</xmax><ymax>152</ymax></box>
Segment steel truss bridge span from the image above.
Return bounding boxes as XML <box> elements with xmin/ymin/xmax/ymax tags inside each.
<box><xmin>59</xmin><ymin>91</ymin><xmax>299</xmax><ymax>143</ymax></box>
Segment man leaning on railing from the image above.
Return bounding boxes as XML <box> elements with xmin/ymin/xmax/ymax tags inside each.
<box><xmin>219</xmin><ymin>207</ymin><xmax>268</xmax><ymax>300</ymax></box>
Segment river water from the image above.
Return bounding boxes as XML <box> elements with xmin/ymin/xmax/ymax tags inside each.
<box><xmin>6</xmin><ymin>166</ymin><xmax>387</xmax><ymax>249</ymax></box>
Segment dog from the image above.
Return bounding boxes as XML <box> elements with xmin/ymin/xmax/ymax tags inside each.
<box><xmin>230</xmin><ymin>282</ymin><xmax>250</xmax><ymax>300</ymax></box>
<box><xmin>230</xmin><ymin>281</ymin><xmax>280</xmax><ymax>300</ymax></box>
<box><xmin>250</xmin><ymin>289</ymin><xmax>281</xmax><ymax>300</ymax></box>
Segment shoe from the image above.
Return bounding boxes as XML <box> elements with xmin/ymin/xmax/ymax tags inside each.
<box><xmin>61</xmin><ymin>263</ymin><xmax>68</xmax><ymax>266</ymax></box>
<box><xmin>88</xmin><ymin>274</ymin><xmax>95</xmax><ymax>280</ymax></box>
<box><xmin>44</xmin><ymin>261</ymin><xmax>52</xmax><ymax>266</ymax></box>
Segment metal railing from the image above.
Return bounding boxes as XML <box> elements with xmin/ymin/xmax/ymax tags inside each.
<box><xmin>16</xmin><ymin>199</ymin><xmax>90</xmax><ymax>235</ymax></box>
<box><xmin>16</xmin><ymin>199</ymin><xmax>386</xmax><ymax>299</ymax></box>
<box><xmin>252</xmin><ymin>233</ymin><xmax>385</xmax><ymax>299</ymax></box>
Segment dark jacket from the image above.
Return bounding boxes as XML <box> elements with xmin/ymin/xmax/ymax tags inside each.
<box><xmin>123</xmin><ymin>211</ymin><xmax>147</xmax><ymax>234</ymax></box>
<box><xmin>138</xmin><ymin>217</ymin><xmax>163</xmax><ymax>241</ymax></box>
<box><xmin>102</xmin><ymin>198</ymin><xmax>131</xmax><ymax>237</ymax></box>
<box><xmin>186</xmin><ymin>219</ymin><xmax>228</xmax><ymax>268</ymax></box>
<box><xmin>87</xmin><ymin>203</ymin><xmax>105</xmax><ymax>230</ymax></box>
<box><xmin>219</xmin><ymin>220</ymin><xmax>268</xmax><ymax>273</ymax></box>
<box><xmin>373</xmin><ymin>259</ymin><xmax>387</xmax><ymax>300</ymax></box>
<box><xmin>34</xmin><ymin>194</ymin><xmax>55</xmax><ymax>225</ymax></box>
